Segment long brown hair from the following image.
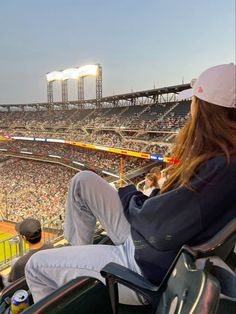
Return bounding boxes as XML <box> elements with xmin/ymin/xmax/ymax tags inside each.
<box><xmin>161</xmin><ymin>97</ymin><xmax>236</xmax><ymax>192</ymax></box>
<box><xmin>145</xmin><ymin>173</ymin><xmax>158</xmax><ymax>188</ymax></box>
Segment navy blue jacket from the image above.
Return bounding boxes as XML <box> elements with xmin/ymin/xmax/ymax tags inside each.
<box><xmin>118</xmin><ymin>156</ymin><xmax>236</xmax><ymax>285</ymax></box>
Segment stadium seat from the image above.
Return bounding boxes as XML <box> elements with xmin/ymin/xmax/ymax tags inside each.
<box><xmin>101</xmin><ymin>218</ymin><xmax>236</xmax><ymax>314</ymax></box>
<box><xmin>190</xmin><ymin>217</ymin><xmax>236</xmax><ymax>270</ymax></box>
<box><xmin>101</xmin><ymin>249</ymin><xmax>220</xmax><ymax>314</ymax></box>
<box><xmin>22</xmin><ymin>277</ymin><xmax>112</xmax><ymax>314</ymax></box>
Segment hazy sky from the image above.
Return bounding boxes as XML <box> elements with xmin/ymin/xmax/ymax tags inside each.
<box><xmin>0</xmin><ymin>0</ymin><xmax>235</xmax><ymax>104</ymax></box>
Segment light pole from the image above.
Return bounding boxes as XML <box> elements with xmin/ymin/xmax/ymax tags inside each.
<box><xmin>5</xmin><ymin>191</ymin><xmax>8</xmax><ymax>220</ymax></box>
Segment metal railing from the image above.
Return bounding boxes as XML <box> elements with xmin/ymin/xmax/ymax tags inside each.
<box><xmin>0</xmin><ymin>235</ymin><xmax>27</xmax><ymax>270</ymax></box>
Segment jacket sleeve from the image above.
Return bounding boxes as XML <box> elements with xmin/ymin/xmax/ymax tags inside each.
<box><xmin>118</xmin><ymin>185</ymin><xmax>148</xmax><ymax>213</ymax></box>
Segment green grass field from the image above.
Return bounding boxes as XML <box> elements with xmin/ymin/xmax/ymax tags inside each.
<box><xmin>0</xmin><ymin>231</ymin><xmax>20</xmax><ymax>265</ymax></box>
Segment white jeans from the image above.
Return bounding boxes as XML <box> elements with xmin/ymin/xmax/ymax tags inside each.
<box><xmin>25</xmin><ymin>171</ymin><xmax>143</xmax><ymax>305</ymax></box>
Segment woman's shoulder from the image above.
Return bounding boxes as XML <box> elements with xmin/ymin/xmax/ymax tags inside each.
<box><xmin>201</xmin><ymin>154</ymin><xmax>236</xmax><ymax>170</ymax></box>
<box><xmin>192</xmin><ymin>154</ymin><xmax>236</xmax><ymax>189</ymax></box>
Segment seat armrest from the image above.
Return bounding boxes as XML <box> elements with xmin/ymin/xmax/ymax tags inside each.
<box><xmin>101</xmin><ymin>262</ymin><xmax>158</xmax><ymax>291</ymax></box>
<box><xmin>101</xmin><ymin>262</ymin><xmax>160</xmax><ymax>314</ymax></box>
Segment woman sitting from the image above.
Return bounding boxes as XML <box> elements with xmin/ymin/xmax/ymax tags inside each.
<box><xmin>25</xmin><ymin>63</ymin><xmax>236</xmax><ymax>305</ymax></box>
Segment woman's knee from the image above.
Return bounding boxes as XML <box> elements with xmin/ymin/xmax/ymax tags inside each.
<box><xmin>71</xmin><ymin>170</ymin><xmax>97</xmax><ymax>187</ymax></box>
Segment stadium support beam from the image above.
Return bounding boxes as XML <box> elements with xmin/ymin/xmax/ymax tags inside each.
<box><xmin>61</xmin><ymin>80</ymin><xmax>68</xmax><ymax>105</ymax></box>
<box><xmin>96</xmin><ymin>64</ymin><xmax>102</xmax><ymax>108</ymax></box>
<box><xmin>47</xmin><ymin>81</ymin><xmax>53</xmax><ymax>104</ymax></box>
<box><xmin>78</xmin><ymin>77</ymin><xmax>84</xmax><ymax>103</ymax></box>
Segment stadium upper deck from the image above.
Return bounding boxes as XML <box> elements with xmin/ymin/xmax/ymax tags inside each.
<box><xmin>0</xmin><ymin>85</ymin><xmax>191</xmax><ymax>166</ymax></box>
<box><xmin>0</xmin><ymin>83</ymin><xmax>190</xmax><ymax>111</ymax></box>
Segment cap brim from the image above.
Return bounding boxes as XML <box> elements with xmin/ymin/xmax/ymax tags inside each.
<box><xmin>177</xmin><ymin>88</ymin><xmax>193</xmax><ymax>101</ymax></box>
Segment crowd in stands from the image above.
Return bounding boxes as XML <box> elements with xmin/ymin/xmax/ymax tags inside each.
<box><xmin>0</xmin><ymin>141</ymin><xmax>152</xmax><ymax>173</ymax></box>
<box><xmin>0</xmin><ymin>101</ymin><xmax>190</xmax><ymax>229</ymax></box>
<box><xmin>0</xmin><ymin>101</ymin><xmax>190</xmax><ymax>156</ymax></box>
<box><xmin>0</xmin><ymin>152</ymin><xmax>154</xmax><ymax>225</ymax></box>
<box><xmin>0</xmin><ymin>159</ymin><xmax>76</xmax><ymax>224</ymax></box>
<box><xmin>3</xmin><ymin>131</ymin><xmax>171</xmax><ymax>154</ymax></box>
<box><xmin>0</xmin><ymin>156</ymin><xmax>8</xmax><ymax>162</ymax></box>
<box><xmin>0</xmin><ymin>112</ymin><xmax>186</xmax><ymax>131</ymax></box>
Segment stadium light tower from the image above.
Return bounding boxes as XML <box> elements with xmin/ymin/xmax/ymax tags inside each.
<box><xmin>47</xmin><ymin>81</ymin><xmax>53</xmax><ymax>104</ymax></box>
<box><xmin>96</xmin><ymin>64</ymin><xmax>102</xmax><ymax>106</ymax></box>
<box><xmin>46</xmin><ymin>71</ymin><xmax>63</xmax><ymax>104</ymax></box>
<box><xmin>78</xmin><ymin>77</ymin><xmax>84</xmax><ymax>102</ymax></box>
<box><xmin>61</xmin><ymin>80</ymin><xmax>68</xmax><ymax>104</ymax></box>
<box><xmin>46</xmin><ymin>64</ymin><xmax>102</xmax><ymax>106</ymax></box>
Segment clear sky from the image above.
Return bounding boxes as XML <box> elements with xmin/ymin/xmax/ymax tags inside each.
<box><xmin>0</xmin><ymin>0</ymin><xmax>235</xmax><ymax>104</ymax></box>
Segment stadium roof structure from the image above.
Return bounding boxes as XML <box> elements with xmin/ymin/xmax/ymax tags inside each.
<box><xmin>0</xmin><ymin>83</ymin><xmax>190</xmax><ymax>112</ymax></box>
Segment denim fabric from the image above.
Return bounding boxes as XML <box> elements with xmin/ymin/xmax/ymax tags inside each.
<box><xmin>25</xmin><ymin>171</ymin><xmax>143</xmax><ymax>305</ymax></box>
<box><xmin>64</xmin><ymin>171</ymin><xmax>131</xmax><ymax>245</ymax></box>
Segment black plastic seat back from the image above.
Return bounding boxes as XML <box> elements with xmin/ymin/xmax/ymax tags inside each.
<box><xmin>155</xmin><ymin>252</ymin><xmax>220</xmax><ymax>314</ymax></box>
<box><xmin>23</xmin><ymin>277</ymin><xmax>112</xmax><ymax>314</ymax></box>
<box><xmin>101</xmin><ymin>249</ymin><xmax>221</xmax><ymax>314</ymax></box>
<box><xmin>191</xmin><ymin>218</ymin><xmax>236</xmax><ymax>263</ymax></box>
<box><xmin>100</xmin><ymin>219</ymin><xmax>235</xmax><ymax>314</ymax></box>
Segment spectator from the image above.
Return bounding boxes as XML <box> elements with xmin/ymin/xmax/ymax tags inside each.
<box><xmin>8</xmin><ymin>218</ymin><xmax>53</xmax><ymax>282</ymax></box>
<box><xmin>25</xmin><ymin>63</ymin><xmax>236</xmax><ymax>305</ymax></box>
<box><xmin>143</xmin><ymin>173</ymin><xmax>158</xmax><ymax>196</ymax></box>
<box><xmin>150</xmin><ymin>166</ymin><xmax>166</xmax><ymax>189</ymax></box>
<box><xmin>158</xmin><ymin>171</ymin><xmax>167</xmax><ymax>189</ymax></box>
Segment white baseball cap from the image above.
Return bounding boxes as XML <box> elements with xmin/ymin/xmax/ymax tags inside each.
<box><xmin>178</xmin><ymin>63</ymin><xmax>236</xmax><ymax>108</ymax></box>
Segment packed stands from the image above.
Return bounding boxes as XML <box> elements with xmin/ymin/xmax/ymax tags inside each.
<box><xmin>0</xmin><ymin>100</ymin><xmax>190</xmax><ymax>155</ymax></box>
<box><xmin>0</xmin><ymin>99</ymin><xmax>190</xmax><ymax>225</ymax></box>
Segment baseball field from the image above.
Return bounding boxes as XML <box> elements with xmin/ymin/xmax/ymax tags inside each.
<box><xmin>0</xmin><ymin>221</ymin><xmax>20</xmax><ymax>266</ymax></box>
<box><xmin>0</xmin><ymin>231</ymin><xmax>18</xmax><ymax>264</ymax></box>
